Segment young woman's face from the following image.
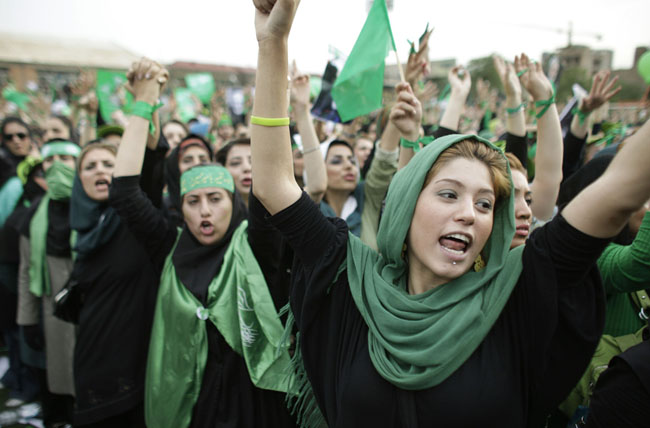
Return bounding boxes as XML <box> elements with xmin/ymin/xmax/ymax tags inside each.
<box><xmin>325</xmin><ymin>144</ymin><xmax>358</xmax><ymax>192</ymax></box>
<box><xmin>3</xmin><ymin>122</ymin><xmax>31</xmax><ymax>157</ymax></box>
<box><xmin>225</xmin><ymin>144</ymin><xmax>252</xmax><ymax>197</ymax></box>
<box><xmin>407</xmin><ymin>158</ymin><xmax>495</xmax><ymax>289</ymax></box>
<box><xmin>43</xmin><ymin>154</ymin><xmax>76</xmax><ymax>172</ymax></box>
<box><xmin>43</xmin><ymin>117</ymin><xmax>70</xmax><ymax>142</ymax></box>
<box><xmin>509</xmin><ymin>169</ymin><xmax>533</xmax><ymax>249</ymax></box>
<box><xmin>163</xmin><ymin>123</ymin><xmax>187</xmax><ymax>150</ymax></box>
<box><xmin>182</xmin><ymin>187</ymin><xmax>233</xmax><ymax>246</ymax></box>
<box><xmin>179</xmin><ymin>145</ymin><xmax>210</xmax><ymax>174</ymax></box>
<box><xmin>353</xmin><ymin>138</ymin><xmax>373</xmax><ymax>169</ymax></box>
<box><xmin>79</xmin><ymin>148</ymin><xmax>115</xmax><ymax>201</ymax></box>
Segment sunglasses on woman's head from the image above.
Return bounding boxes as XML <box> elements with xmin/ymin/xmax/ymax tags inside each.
<box><xmin>4</xmin><ymin>132</ymin><xmax>27</xmax><ymax>140</ymax></box>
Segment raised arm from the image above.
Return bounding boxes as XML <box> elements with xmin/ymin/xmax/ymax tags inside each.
<box><xmin>289</xmin><ymin>61</ymin><xmax>327</xmax><ymax>202</ymax></box>
<box><xmin>439</xmin><ymin>65</ymin><xmax>471</xmax><ymax>132</ymax></box>
<box><xmin>570</xmin><ymin>71</ymin><xmax>621</xmax><ymax>139</ymax></box>
<box><xmin>115</xmin><ymin>59</ymin><xmax>168</xmax><ymax>177</ymax></box>
<box><xmin>494</xmin><ymin>55</ymin><xmax>525</xmax><ymax>138</ymax></box>
<box><xmin>250</xmin><ymin>0</ymin><xmax>302</xmax><ymax>215</ymax></box>
<box><xmin>563</xmin><ymin>118</ymin><xmax>650</xmax><ymax>238</ymax></box>
<box><xmin>515</xmin><ymin>54</ymin><xmax>562</xmax><ymax>221</ymax></box>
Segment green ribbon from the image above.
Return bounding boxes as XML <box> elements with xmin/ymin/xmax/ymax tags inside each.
<box><xmin>180</xmin><ymin>164</ymin><xmax>234</xmax><ymax>196</ymax></box>
<box><xmin>131</xmin><ymin>101</ymin><xmax>164</xmax><ymax>135</ymax></box>
<box><xmin>571</xmin><ymin>106</ymin><xmax>590</xmax><ymax>126</ymax></box>
<box><xmin>399</xmin><ymin>136</ymin><xmax>434</xmax><ymax>153</ymax></box>
<box><xmin>534</xmin><ymin>93</ymin><xmax>556</xmax><ymax>119</ymax></box>
<box><xmin>516</xmin><ymin>68</ymin><xmax>528</xmax><ymax>77</ymax></box>
<box><xmin>29</xmin><ymin>162</ymin><xmax>75</xmax><ymax>297</ymax></box>
<box><xmin>145</xmin><ymin>223</ymin><xmax>292</xmax><ymax>428</ymax></box>
<box><xmin>505</xmin><ymin>103</ymin><xmax>526</xmax><ymax>115</ymax></box>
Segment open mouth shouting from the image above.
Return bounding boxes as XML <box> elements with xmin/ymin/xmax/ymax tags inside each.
<box><xmin>95</xmin><ymin>178</ymin><xmax>110</xmax><ymax>192</ymax></box>
<box><xmin>439</xmin><ymin>233</ymin><xmax>472</xmax><ymax>261</ymax></box>
<box><xmin>199</xmin><ymin>220</ymin><xmax>215</xmax><ymax>236</ymax></box>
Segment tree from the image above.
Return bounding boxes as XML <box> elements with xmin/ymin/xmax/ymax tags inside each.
<box><xmin>556</xmin><ymin>67</ymin><xmax>591</xmax><ymax>104</ymax></box>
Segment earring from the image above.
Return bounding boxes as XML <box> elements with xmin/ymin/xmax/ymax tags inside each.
<box><xmin>473</xmin><ymin>254</ymin><xmax>486</xmax><ymax>272</ymax></box>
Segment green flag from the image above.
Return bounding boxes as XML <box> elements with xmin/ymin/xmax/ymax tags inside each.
<box><xmin>184</xmin><ymin>73</ymin><xmax>215</xmax><ymax>105</ymax></box>
<box><xmin>2</xmin><ymin>86</ymin><xmax>31</xmax><ymax>111</ymax></box>
<box><xmin>174</xmin><ymin>88</ymin><xmax>197</xmax><ymax>123</ymax></box>
<box><xmin>96</xmin><ymin>70</ymin><xmax>134</xmax><ymax>122</ymax></box>
<box><xmin>331</xmin><ymin>0</ymin><xmax>396</xmax><ymax>122</ymax></box>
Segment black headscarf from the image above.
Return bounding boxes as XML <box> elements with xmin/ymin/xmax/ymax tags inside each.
<box><xmin>164</xmin><ymin>135</ymin><xmax>214</xmax><ymax>227</ymax></box>
<box><xmin>557</xmin><ymin>153</ymin><xmax>633</xmax><ymax>245</ymax></box>
<box><xmin>69</xmin><ymin>175</ymin><xmax>121</xmax><ymax>259</ymax></box>
<box><xmin>171</xmin><ymin>189</ymin><xmax>247</xmax><ymax>303</ymax></box>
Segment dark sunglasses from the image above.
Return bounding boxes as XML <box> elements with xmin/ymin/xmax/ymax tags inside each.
<box><xmin>3</xmin><ymin>132</ymin><xmax>28</xmax><ymax>140</ymax></box>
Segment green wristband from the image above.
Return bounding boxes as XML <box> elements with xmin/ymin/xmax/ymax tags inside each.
<box><xmin>400</xmin><ymin>136</ymin><xmax>434</xmax><ymax>153</ymax></box>
<box><xmin>534</xmin><ymin>94</ymin><xmax>556</xmax><ymax>119</ymax></box>
<box><xmin>131</xmin><ymin>101</ymin><xmax>163</xmax><ymax>135</ymax></box>
<box><xmin>571</xmin><ymin>106</ymin><xmax>590</xmax><ymax>125</ymax></box>
<box><xmin>505</xmin><ymin>103</ymin><xmax>525</xmax><ymax>115</ymax></box>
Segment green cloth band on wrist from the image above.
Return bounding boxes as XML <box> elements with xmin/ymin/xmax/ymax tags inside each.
<box><xmin>180</xmin><ymin>164</ymin><xmax>234</xmax><ymax>196</ymax></box>
<box><xmin>571</xmin><ymin>106</ymin><xmax>590</xmax><ymax>125</ymax></box>
<box><xmin>400</xmin><ymin>136</ymin><xmax>434</xmax><ymax>153</ymax></box>
<box><xmin>505</xmin><ymin>103</ymin><xmax>525</xmax><ymax>115</ymax></box>
<box><xmin>41</xmin><ymin>141</ymin><xmax>81</xmax><ymax>159</ymax></box>
<box><xmin>131</xmin><ymin>101</ymin><xmax>163</xmax><ymax>135</ymax></box>
<box><xmin>534</xmin><ymin>94</ymin><xmax>556</xmax><ymax>119</ymax></box>
<box><xmin>250</xmin><ymin>116</ymin><xmax>290</xmax><ymax>127</ymax></box>
<box><xmin>516</xmin><ymin>68</ymin><xmax>528</xmax><ymax>77</ymax></box>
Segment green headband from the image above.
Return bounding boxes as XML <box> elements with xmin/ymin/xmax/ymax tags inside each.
<box><xmin>41</xmin><ymin>141</ymin><xmax>81</xmax><ymax>159</ymax></box>
<box><xmin>180</xmin><ymin>165</ymin><xmax>234</xmax><ymax>196</ymax></box>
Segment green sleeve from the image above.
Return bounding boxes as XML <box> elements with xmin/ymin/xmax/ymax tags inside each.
<box><xmin>598</xmin><ymin>211</ymin><xmax>650</xmax><ymax>294</ymax></box>
<box><xmin>360</xmin><ymin>146</ymin><xmax>398</xmax><ymax>251</ymax></box>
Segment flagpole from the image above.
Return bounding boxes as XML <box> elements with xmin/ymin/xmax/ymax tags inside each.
<box><xmin>393</xmin><ymin>49</ymin><xmax>406</xmax><ymax>83</ymax></box>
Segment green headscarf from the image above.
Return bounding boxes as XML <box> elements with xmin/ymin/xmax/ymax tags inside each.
<box><xmin>346</xmin><ymin>133</ymin><xmax>524</xmax><ymax>390</ymax></box>
<box><xmin>29</xmin><ymin>160</ymin><xmax>76</xmax><ymax>297</ymax></box>
<box><xmin>145</xmin><ymin>222</ymin><xmax>292</xmax><ymax>428</ymax></box>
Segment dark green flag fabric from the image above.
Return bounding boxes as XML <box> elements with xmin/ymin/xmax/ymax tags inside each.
<box><xmin>331</xmin><ymin>0</ymin><xmax>396</xmax><ymax>122</ymax></box>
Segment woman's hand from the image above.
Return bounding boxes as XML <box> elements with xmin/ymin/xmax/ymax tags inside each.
<box><xmin>289</xmin><ymin>60</ymin><xmax>311</xmax><ymax>112</ymax></box>
<box><xmin>493</xmin><ymin>55</ymin><xmax>522</xmax><ymax>100</ymax></box>
<box><xmin>448</xmin><ymin>66</ymin><xmax>471</xmax><ymax>98</ymax></box>
<box><xmin>515</xmin><ymin>53</ymin><xmax>552</xmax><ymax>101</ymax></box>
<box><xmin>390</xmin><ymin>82</ymin><xmax>422</xmax><ymax>141</ymax></box>
<box><xmin>125</xmin><ymin>58</ymin><xmax>169</xmax><ymax>105</ymax></box>
<box><xmin>253</xmin><ymin>0</ymin><xmax>300</xmax><ymax>43</ymax></box>
<box><xmin>579</xmin><ymin>70</ymin><xmax>621</xmax><ymax>114</ymax></box>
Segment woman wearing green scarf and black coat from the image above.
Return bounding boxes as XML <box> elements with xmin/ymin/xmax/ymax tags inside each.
<box><xmin>250</xmin><ymin>2</ymin><xmax>650</xmax><ymax>427</ymax></box>
<box><xmin>109</xmin><ymin>58</ymin><xmax>295</xmax><ymax>428</ymax></box>
<box><xmin>16</xmin><ymin>139</ymin><xmax>80</xmax><ymax>427</ymax></box>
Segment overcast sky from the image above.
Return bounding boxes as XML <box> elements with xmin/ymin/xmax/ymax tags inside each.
<box><xmin>1</xmin><ymin>0</ymin><xmax>648</xmax><ymax>74</ymax></box>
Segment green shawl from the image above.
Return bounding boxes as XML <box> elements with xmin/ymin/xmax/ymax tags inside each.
<box><xmin>145</xmin><ymin>221</ymin><xmax>292</xmax><ymax>428</ymax></box>
<box><xmin>346</xmin><ymin>133</ymin><xmax>524</xmax><ymax>390</ymax></box>
<box><xmin>29</xmin><ymin>161</ymin><xmax>76</xmax><ymax>297</ymax></box>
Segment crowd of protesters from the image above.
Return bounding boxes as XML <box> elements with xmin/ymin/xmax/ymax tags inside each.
<box><xmin>0</xmin><ymin>1</ymin><xmax>649</xmax><ymax>427</ymax></box>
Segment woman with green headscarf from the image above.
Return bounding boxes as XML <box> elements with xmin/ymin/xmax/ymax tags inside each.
<box><xmin>16</xmin><ymin>138</ymin><xmax>80</xmax><ymax>427</ymax></box>
<box><xmin>109</xmin><ymin>58</ymin><xmax>296</xmax><ymax>428</ymax></box>
<box><xmin>249</xmin><ymin>1</ymin><xmax>650</xmax><ymax>427</ymax></box>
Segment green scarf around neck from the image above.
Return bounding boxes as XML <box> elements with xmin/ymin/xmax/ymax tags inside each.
<box><xmin>346</xmin><ymin>133</ymin><xmax>524</xmax><ymax>390</ymax></box>
<box><xmin>145</xmin><ymin>221</ymin><xmax>292</xmax><ymax>428</ymax></box>
<box><xmin>29</xmin><ymin>161</ymin><xmax>76</xmax><ymax>297</ymax></box>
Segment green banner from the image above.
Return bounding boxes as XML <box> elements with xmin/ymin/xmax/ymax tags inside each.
<box><xmin>185</xmin><ymin>73</ymin><xmax>215</xmax><ymax>105</ymax></box>
<box><xmin>174</xmin><ymin>88</ymin><xmax>197</xmax><ymax>123</ymax></box>
<box><xmin>96</xmin><ymin>70</ymin><xmax>134</xmax><ymax>123</ymax></box>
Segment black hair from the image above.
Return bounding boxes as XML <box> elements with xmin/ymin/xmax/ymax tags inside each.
<box><xmin>215</xmin><ymin>137</ymin><xmax>250</xmax><ymax>166</ymax></box>
<box><xmin>50</xmin><ymin>115</ymin><xmax>79</xmax><ymax>144</ymax></box>
<box><xmin>1</xmin><ymin>117</ymin><xmax>31</xmax><ymax>143</ymax></box>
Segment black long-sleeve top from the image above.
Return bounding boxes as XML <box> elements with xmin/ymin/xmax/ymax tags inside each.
<box><xmin>109</xmin><ymin>176</ymin><xmax>295</xmax><ymax>428</ymax></box>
